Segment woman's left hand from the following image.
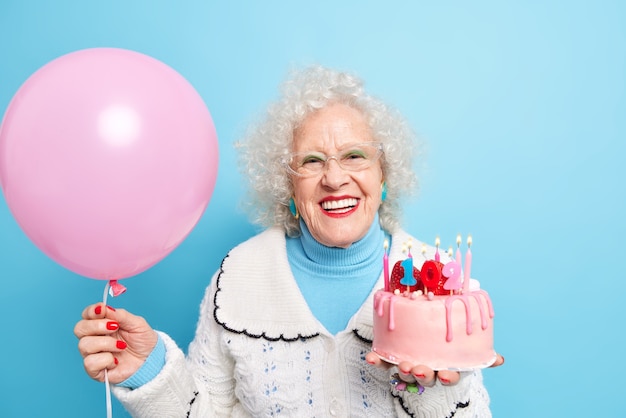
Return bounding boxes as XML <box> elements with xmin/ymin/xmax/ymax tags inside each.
<box><xmin>365</xmin><ymin>352</ymin><xmax>505</xmax><ymax>387</ymax></box>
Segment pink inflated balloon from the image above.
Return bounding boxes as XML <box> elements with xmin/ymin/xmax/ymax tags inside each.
<box><xmin>0</xmin><ymin>48</ymin><xmax>218</xmax><ymax>280</ymax></box>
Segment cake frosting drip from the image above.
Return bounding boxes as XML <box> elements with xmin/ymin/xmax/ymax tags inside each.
<box><xmin>444</xmin><ymin>290</ymin><xmax>494</xmax><ymax>342</ymax></box>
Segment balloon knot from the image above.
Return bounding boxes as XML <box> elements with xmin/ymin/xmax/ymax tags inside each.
<box><xmin>108</xmin><ymin>280</ymin><xmax>127</xmax><ymax>297</ymax></box>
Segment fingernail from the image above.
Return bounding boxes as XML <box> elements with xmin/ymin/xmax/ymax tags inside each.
<box><xmin>114</xmin><ymin>357</ymin><xmax>119</xmax><ymax>365</ymax></box>
<box><xmin>116</xmin><ymin>340</ymin><xmax>127</xmax><ymax>349</ymax></box>
<box><xmin>413</xmin><ymin>373</ymin><xmax>426</xmax><ymax>379</ymax></box>
<box><xmin>439</xmin><ymin>377</ymin><xmax>450</xmax><ymax>384</ymax></box>
<box><xmin>106</xmin><ymin>305</ymin><xmax>116</xmax><ymax>312</ymax></box>
<box><xmin>94</xmin><ymin>305</ymin><xmax>102</xmax><ymax>315</ymax></box>
<box><xmin>106</xmin><ymin>321</ymin><xmax>119</xmax><ymax>331</ymax></box>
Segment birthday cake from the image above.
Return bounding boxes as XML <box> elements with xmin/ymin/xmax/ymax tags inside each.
<box><xmin>372</xmin><ymin>236</ymin><xmax>496</xmax><ymax>371</ymax></box>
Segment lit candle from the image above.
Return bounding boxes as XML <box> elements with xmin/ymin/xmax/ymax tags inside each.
<box><xmin>455</xmin><ymin>234</ymin><xmax>462</xmax><ymax>268</ymax></box>
<box><xmin>463</xmin><ymin>235</ymin><xmax>472</xmax><ymax>292</ymax></box>
<box><xmin>434</xmin><ymin>236</ymin><xmax>441</xmax><ymax>262</ymax></box>
<box><xmin>383</xmin><ymin>239</ymin><xmax>390</xmax><ymax>291</ymax></box>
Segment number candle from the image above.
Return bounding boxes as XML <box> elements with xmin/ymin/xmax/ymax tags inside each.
<box><xmin>463</xmin><ymin>235</ymin><xmax>472</xmax><ymax>292</ymax></box>
<box><xmin>383</xmin><ymin>239</ymin><xmax>390</xmax><ymax>291</ymax></box>
<box><xmin>400</xmin><ymin>256</ymin><xmax>415</xmax><ymax>292</ymax></box>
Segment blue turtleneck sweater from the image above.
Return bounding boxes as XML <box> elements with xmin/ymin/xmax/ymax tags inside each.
<box><xmin>286</xmin><ymin>214</ymin><xmax>388</xmax><ymax>335</ymax></box>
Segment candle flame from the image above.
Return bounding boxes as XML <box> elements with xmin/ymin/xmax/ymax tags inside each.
<box><xmin>421</xmin><ymin>243</ymin><xmax>426</xmax><ymax>255</ymax></box>
<box><xmin>467</xmin><ymin>235</ymin><xmax>473</xmax><ymax>247</ymax></box>
<box><xmin>447</xmin><ymin>246</ymin><xmax>453</xmax><ymax>257</ymax></box>
<box><xmin>384</xmin><ymin>239</ymin><xmax>389</xmax><ymax>250</ymax></box>
<box><xmin>456</xmin><ymin>234</ymin><xmax>461</xmax><ymax>246</ymax></box>
<box><xmin>435</xmin><ymin>236</ymin><xmax>440</xmax><ymax>248</ymax></box>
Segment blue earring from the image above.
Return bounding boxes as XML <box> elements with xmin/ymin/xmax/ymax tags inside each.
<box><xmin>381</xmin><ymin>181</ymin><xmax>387</xmax><ymax>202</ymax></box>
<box><xmin>289</xmin><ymin>197</ymin><xmax>299</xmax><ymax>219</ymax></box>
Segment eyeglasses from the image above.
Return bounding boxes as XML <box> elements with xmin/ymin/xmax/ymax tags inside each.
<box><xmin>282</xmin><ymin>142</ymin><xmax>384</xmax><ymax>177</ymax></box>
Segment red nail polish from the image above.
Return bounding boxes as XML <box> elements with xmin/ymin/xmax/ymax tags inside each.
<box><xmin>94</xmin><ymin>305</ymin><xmax>102</xmax><ymax>315</ymax></box>
<box><xmin>114</xmin><ymin>357</ymin><xmax>119</xmax><ymax>365</ymax></box>
<box><xmin>439</xmin><ymin>377</ymin><xmax>450</xmax><ymax>384</ymax></box>
<box><xmin>116</xmin><ymin>340</ymin><xmax>127</xmax><ymax>349</ymax></box>
<box><xmin>414</xmin><ymin>373</ymin><xmax>426</xmax><ymax>379</ymax></box>
<box><xmin>106</xmin><ymin>305</ymin><xmax>116</xmax><ymax>312</ymax></box>
<box><xmin>106</xmin><ymin>321</ymin><xmax>119</xmax><ymax>331</ymax></box>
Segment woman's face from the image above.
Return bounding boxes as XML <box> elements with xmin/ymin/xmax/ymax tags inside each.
<box><xmin>291</xmin><ymin>103</ymin><xmax>384</xmax><ymax>248</ymax></box>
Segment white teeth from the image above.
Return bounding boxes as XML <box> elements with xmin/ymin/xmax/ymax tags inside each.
<box><xmin>321</xmin><ymin>198</ymin><xmax>358</xmax><ymax>210</ymax></box>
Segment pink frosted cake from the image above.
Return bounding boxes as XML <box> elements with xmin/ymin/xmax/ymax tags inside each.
<box><xmin>372</xmin><ymin>237</ymin><xmax>496</xmax><ymax>371</ymax></box>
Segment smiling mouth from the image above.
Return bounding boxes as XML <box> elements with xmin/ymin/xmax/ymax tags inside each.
<box><xmin>321</xmin><ymin>198</ymin><xmax>359</xmax><ymax>214</ymax></box>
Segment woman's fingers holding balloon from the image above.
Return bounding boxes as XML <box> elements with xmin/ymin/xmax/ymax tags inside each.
<box><xmin>83</xmin><ymin>351</ymin><xmax>119</xmax><ymax>382</ymax></box>
<box><xmin>77</xmin><ymin>335</ymin><xmax>128</xmax><ymax>359</ymax></box>
<box><xmin>80</xmin><ymin>302</ymin><xmax>115</xmax><ymax>320</ymax></box>
<box><xmin>76</xmin><ymin>303</ymin><xmax>157</xmax><ymax>361</ymax></box>
<box><xmin>74</xmin><ymin>304</ymin><xmax>122</xmax><ymax>340</ymax></box>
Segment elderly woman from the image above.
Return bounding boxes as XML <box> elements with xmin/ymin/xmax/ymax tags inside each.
<box><xmin>75</xmin><ymin>66</ymin><xmax>501</xmax><ymax>417</ymax></box>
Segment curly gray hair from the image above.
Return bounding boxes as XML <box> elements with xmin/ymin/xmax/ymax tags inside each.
<box><xmin>237</xmin><ymin>65</ymin><xmax>420</xmax><ymax>237</ymax></box>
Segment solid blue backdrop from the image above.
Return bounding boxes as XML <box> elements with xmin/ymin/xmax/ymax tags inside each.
<box><xmin>1</xmin><ymin>1</ymin><xmax>624</xmax><ymax>417</ymax></box>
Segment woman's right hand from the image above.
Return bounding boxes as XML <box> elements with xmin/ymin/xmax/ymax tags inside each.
<box><xmin>74</xmin><ymin>303</ymin><xmax>158</xmax><ymax>384</ymax></box>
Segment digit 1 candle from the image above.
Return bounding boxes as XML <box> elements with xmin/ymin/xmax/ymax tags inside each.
<box><xmin>463</xmin><ymin>235</ymin><xmax>472</xmax><ymax>292</ymax></box>
<box><xmin>383</xmin><ymin>239</ymin><xmax>390</xmax><ymax>291</ymax></box>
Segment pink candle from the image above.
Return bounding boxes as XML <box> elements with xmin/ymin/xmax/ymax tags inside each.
<box><xmin>434</xmin><ymin>236</ymin><xmax>440</xmax><ymax>262</ymax></box>
<box><xmin>455</xmin><ymin>234</ymin><xmax>462</xmax><ymax>269</ymax></box>
<box><xmin>463</xmin><ymin>235</ymin><xmax>472</xmax><ymax>292</ymax></box>
<box><xmin>383</xmin><ymin>240</ymin><xmax>390</xmax><ymax>291</ymax></box>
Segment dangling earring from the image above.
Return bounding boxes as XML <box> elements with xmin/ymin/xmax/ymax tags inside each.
<box><xmin>289</xmin><ymin>197</ymin><xmax>299</xmax><ymax>219</ymax></box>
<box><xmin>381</xmin><ymin>181</ymin><xmax>387</xmax><ymax>203</ymax></box>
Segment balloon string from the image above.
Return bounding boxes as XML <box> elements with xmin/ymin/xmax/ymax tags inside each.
<box><xmin>102</xmin><ymin>281</ymin><xmax>113</xmax><ymax>418</ymax></box>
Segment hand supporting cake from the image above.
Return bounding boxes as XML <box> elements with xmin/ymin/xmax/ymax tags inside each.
<box><xmin>372</xmin><ymin>237</ymin><xmax>496</xmax><ymax>371</ymax></box>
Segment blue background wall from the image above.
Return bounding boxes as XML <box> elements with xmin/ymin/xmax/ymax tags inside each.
<box><xmin>1</xmin><ymin>1</ymin><xmax>624</xmax><ymax>417</ymax></box>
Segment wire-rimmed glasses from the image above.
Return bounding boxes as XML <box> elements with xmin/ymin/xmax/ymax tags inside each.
<box><xmin>281</xmin><ymin>142</ymin><xmax>384</xmax><ymax>177</ymax></box>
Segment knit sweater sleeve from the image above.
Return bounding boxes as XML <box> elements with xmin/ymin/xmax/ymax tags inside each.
<box><xmin>112</xmin><ymin>276</ymin><xmax>238</xmax><ymax>417</ymax></box>
<box><xmin>391</xmin><ymin>369</ymin><xmax>491</xmax><ymax>418</ymax></box>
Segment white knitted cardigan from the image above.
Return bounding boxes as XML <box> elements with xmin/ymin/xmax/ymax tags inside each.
<box><xmin>113</xmin><ymin>227</ymin><xmax>491</xmax><ymax>417</ymax></box>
